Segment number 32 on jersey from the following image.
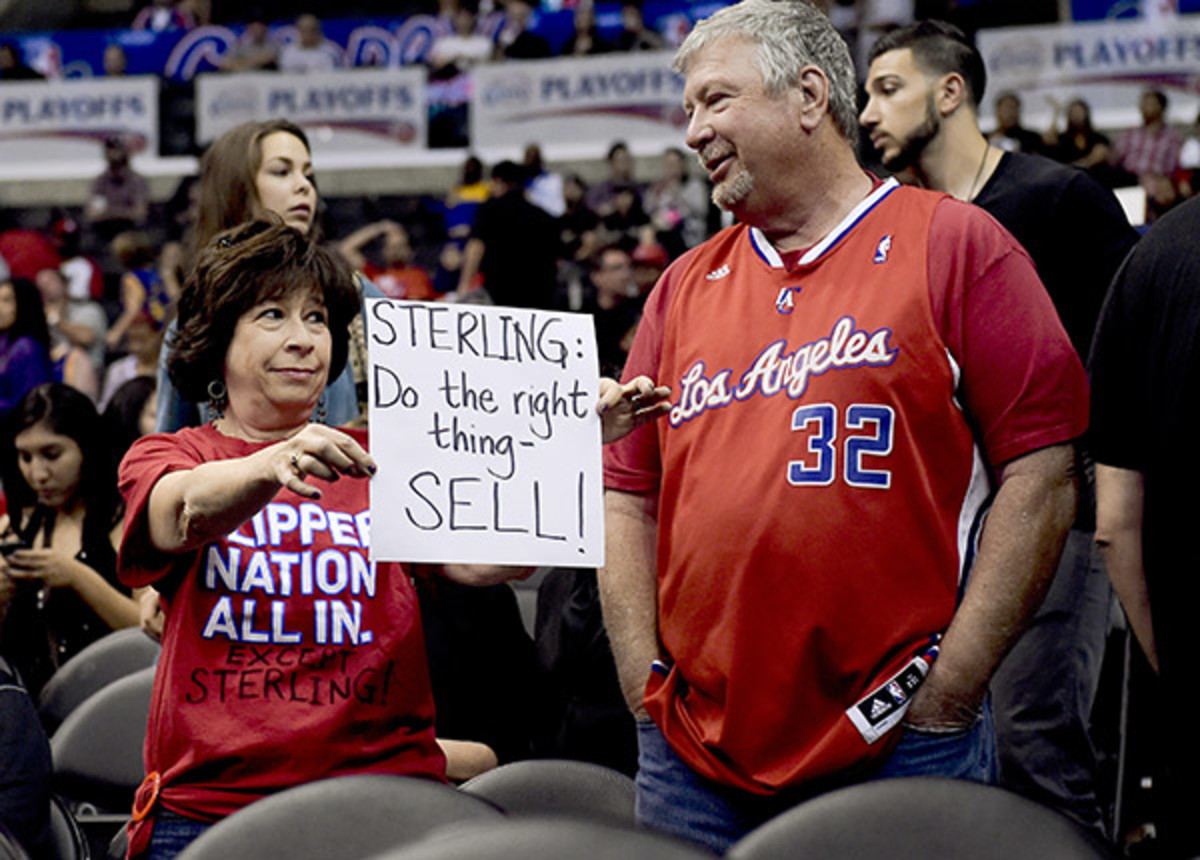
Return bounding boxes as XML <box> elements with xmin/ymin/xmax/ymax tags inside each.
<box><xmin>788</xmin><ymin>403</ymin><xmax>894</xmax><ymax>489</ymax></box>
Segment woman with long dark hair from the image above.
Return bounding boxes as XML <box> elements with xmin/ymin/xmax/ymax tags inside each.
<box><xmin>0</xmin><ymin>275</ymin><xmax>52</xmax><ymax>422</ymax></box>
<box><xmin>0</xmin><ymin>383</ymin><xmax>140</xmax><ymax>695</ymax></box>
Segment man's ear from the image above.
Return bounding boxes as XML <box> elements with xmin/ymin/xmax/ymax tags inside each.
<box><xmin>935</xmin><ymin>72</ymin><xmax>969</xmax><ymax>117</ymax></box>
<box><xmin>795</xmin><ymin>65</ymin><xmax>831</xmax><ymax>132</ymax></box>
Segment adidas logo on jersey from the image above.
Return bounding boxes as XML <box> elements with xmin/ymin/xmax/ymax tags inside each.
<box><xmin>873</xmin><ymin>234</ymin><xmax>893</xmax><ymax>264</ymax></box>
<box><xmin>775</xmin><ymin>286</ymin><xmax>800</xmax><ymax>315</ymax></box>
<box><xmin>869</xmin><ymin>697</ymin><xmax>891</xmax><ymax>719</ymax></box>
<box><xmin>705</xmin><ymin>264</ymin><xmax>731</xmax><ymax>281</ymax></box>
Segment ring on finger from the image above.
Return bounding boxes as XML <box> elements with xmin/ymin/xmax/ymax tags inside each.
<box><xmin>291</xmin><ymin>451</ymin><xmax>302</xmax><ymax>473</ymax></box>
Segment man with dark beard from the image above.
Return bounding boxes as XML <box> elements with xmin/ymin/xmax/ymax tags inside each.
<box><xmin>861</xmin><ymin>20</ymin><xmax>1139</xmax><ymax>838</ymax></box>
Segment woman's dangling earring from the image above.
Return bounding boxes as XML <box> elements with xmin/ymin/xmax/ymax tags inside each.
<box><xmin>207</xmin><ymin>379</ymin><xmax>227</xmax><ymax>421</ymax></box>
<box><xmin>315</xmin><ymin>394</ymin><xmax>327</xmax><ymax>424</ymax></box>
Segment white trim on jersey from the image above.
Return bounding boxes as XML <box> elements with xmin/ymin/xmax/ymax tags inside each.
<box><xmin>944</xmin><ymin>348</ymin><xmax>993</xmax><ymax>591</ymax></box>
<box><xmin>748</xmin><ymin>178</ymin><xmax>901</xmax><ymax>269</ymax></box>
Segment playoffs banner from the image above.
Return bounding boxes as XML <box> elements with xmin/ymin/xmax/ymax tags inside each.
<box><xmin>0</xmin><ymin>76</ymin><xmax>158</xmax><ymax>162</ymax></box>
<box><xmin>978</xmin><ymin>18</ymin><xmax>1200</xmax><ymax>130</ymax></box>
<box><xmin>470</xmin><ymin>50</ymin><xmax>687</xmax><ymax>150</ymax></box>
<box><xmin>195</xmin><ymin>67</ymin><xmax>426</xmax><ymax>152</ymax></box>
<box><xmin>366</xmin><ymin>299</ymin><xmax>605</xmax><ymax>568</ymax></box>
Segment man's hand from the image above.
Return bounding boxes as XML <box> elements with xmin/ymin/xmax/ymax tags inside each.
<box><xmin>597</xmin><ymin>376</ymin><xmax>671</xmax><ymax>444</ymax></box>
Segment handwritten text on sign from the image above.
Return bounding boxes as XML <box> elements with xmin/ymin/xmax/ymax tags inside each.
<box><xmin>366</xmin><ymin>299</ymin><xmax>604</xmax><ymax>566</ymax></box>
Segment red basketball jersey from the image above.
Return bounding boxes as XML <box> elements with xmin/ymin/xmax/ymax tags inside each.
<box><xmin>605</xmin><ymin>180</ymin><xmax>1087</xmax><ymax>793</ymax></box>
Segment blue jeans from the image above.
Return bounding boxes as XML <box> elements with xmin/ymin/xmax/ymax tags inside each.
<box><xmin>144</xmin><ymin>810</ymin><xmax>211</xmax><ymax>860</ymax></box>
<box><xmin>635</xmin><ymin>707</ymin><xmax>996</xmax><ymax>855</ymax></box>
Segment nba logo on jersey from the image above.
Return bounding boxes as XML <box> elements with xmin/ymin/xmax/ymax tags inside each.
<box><xmin>874</xmin><ymin>235</ymin><xmax>893</xmax><ymax>264</ymax></box>
<box><xmin>775</xmin><ymin>286</ymin><xmax>800</xmax><ymax>315</ymax></box>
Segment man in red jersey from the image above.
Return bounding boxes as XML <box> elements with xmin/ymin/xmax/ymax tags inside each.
<box><xmin>600</xmin><ymin>0</ymin><xmax>1088</xmax><ymax>853</ymax></box>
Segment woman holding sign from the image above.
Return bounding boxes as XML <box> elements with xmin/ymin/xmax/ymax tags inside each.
<box><xmin>117</xmin><ymin>220</ymin><xmax>668</xmax><ymax>860</ymax></box>
<box><xmin>118</xmin><ymin>221</ymin><xmax>521</xmax><ymax>859</ymax></box>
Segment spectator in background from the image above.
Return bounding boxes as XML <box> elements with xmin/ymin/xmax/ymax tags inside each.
<box><xmin>0</xmin><ymin>224</ymin><xmax>61</xmax><ymax>285</ymax></box>
<box><xmin>987</xmin><ymin>91</ymin><xmax>1044</xmax><ymax>155</ymax></box>
<box><xmin>0</xmin><ymin>383</ymin><xmax>140</xmax><ymax>698</ymax></box>
<box><xmin>1111</xmin><ymin>88</ymin><xmax>1183</xmax><ymax>189</ymax></box>
<box><xmin>0</xmin><ymin>42</ymin><xmax>43</xmax><ymax>80</ymax></box>
<box><xmin>644</xmin><ymin>146</ymin><xmax>708</xmax><ymax>255</ymax></box>
<box><xmin>559</xmin><ymin>173</ymin><xmax>601</xmax><ymax>263</ymax></box>
<box><xmin>218</xmin><ymin>18</ymin><xmax>279</xmax><ymax>73</ymax></box>
<box><xmin>442</xmin><ymin>154</ymin><xmax>490</xmax><ymax>241</ymax></box>
<box><xmin>36</xmin><ymin>268</ymin><xmax>102</xmax><ymax>402</ymax></box>
<box><xmin>99</xmin><ymin>312</ymin><xmax>163</xmax><ymax>412</ymax></box>
<box><xmin>102</xmin><ymin>376</ymin><xmax>156</xmax><ymax>467</ymax></box>
<box><xmin>337</xmin><ymin>220</ymin><xmax>435</xmax><ymax>301</ymax></box>
<box><xmin>580</xmin><ymin>244</ymin><xmax>640</xmax><ymax>379</ymax></box>
<box><xmin>103</xmin><ymin>43</ymin><xmax>128</xmax><ymax>77</ymax></box>
<box><xmin>0</xmin><ymin>272</ymin><xmax>52</xmax><ymax>423</ymax></box>
<box><xmin>1044</xmin><ymin>97</ymin><xmax>1111</xmax><ymax>171</ymax></box>
<box><xmin>1177</xmin><ymin>108</ymin><xmax>1200</xmax><ymax>199</ymax></box>
<box><xmin>49</xmin><ymin>330</ymin><xmax>99</xmax><ymax>404</ymax></box>
<box><xmin>586</xmin><ymin>141</ymin><xmax>643</xmax><ymax>217</ymax></box>
<box><xmin>52</xmin><ymin>217</ymin><xmax>104</xmax><ymax>303</ymax></box>
<box><xmin>599</xmin><ymin>185</ymin><xmax>650</xmax><ymax>251</ymax></box>
<box><xmin>131</xmin><ymin>0</ymin><xmax>194</xmax><ymax>31</ymax></box>
<box><xmin>615</xmin><ymin>1</ymin><xmax>664</xmax><ymax>52</ymax></box>
<box><xmin>278</xmin><ymin>13</ymin><xmax>342</xmax><ymax>73</ymax></box>
<box><xmin>428</xmin><ymin>4</ymin><xmax>492</xmax><ymax>75</ymax></box>
<box><xmin>84</xmin><ymin>136</ymin><xmax>149</xmax><ymax>246</ymax></box>
<box><xmin>458</xmin><ymin>160</ymin><xmax>559</xmax><ymax>308</ymax></box>
<box><xmin>106</xmin><ymin>232</ymin><xmax>175</xmax><ymax>351</ymax></box>
<box><xmin>35</xmin><ymin>268</ymin><xmax>106</xmax><ymax>382</ymax></box>
<box><xmin>495</xmin><ymin>0</ymin><xmax>552</xmax><ymax>60</ymax></box>
<box><xmin>524</xmin><ymin>144</ymin><xmax>566</xmax><ymax>217</ymax></box>
<box><xmin>564</xmin><ymin>0</ymin><xmax>607</xmax><ymax>56</ymax></box>
<box><xmin>629</xmin><ymin>232</ymin><xmax>668</xmax><ymax>297</ymax></box>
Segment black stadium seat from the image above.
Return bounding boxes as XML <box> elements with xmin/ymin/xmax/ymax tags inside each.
<box><xmin>459</xmin><ymin>759</ymin><xmax>636</xmax><ymax>824</ymax></box>
<box><xmin>727</xmin><ymin>777</ymin><xmax>1117</xmax><ymax>860</ymax></box>
<box><xmin>365</xmin><ymin>816</ymin><xmax>715</xmax><ymax>860</ymax></box>
<box><xmin>38</xmin><ymin>628</ymin><xmax>159</xmax><ymax>735</ymax></box>
<box><xmin>175</xmin><ymin>775</ymin><xmax>503</xmax><ymax>860</ymax></box>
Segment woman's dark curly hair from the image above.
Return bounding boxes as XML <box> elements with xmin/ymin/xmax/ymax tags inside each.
<box><xmin>166</xmin><ymin>218</ymin><xmax>359</xmax><ymax>407</ymax></box>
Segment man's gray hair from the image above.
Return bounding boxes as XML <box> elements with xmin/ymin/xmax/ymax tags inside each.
<box><xmin>674</xmin><ymin>0</ymin><xmax>858</xmax><ymax>143</ymax></box>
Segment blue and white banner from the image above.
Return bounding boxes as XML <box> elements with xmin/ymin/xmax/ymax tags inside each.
<box><xmin>0</xmin><ymin>76</ymin><xmax>158</xmax><ymax>161</ymax></box>
<box><xmin>470</xmin><ymin>50</ymin><xmax>687</xmax><ymax>150</ymax></box>
<box><xmin>978</xmin><ymin>17</ymin><xmax>1200</xmax><ymax>130</ymax></box>
<box><xmin>195</xmin><ymin>67</ymin><xmax>427</xmax><ymax>152</ymax></box>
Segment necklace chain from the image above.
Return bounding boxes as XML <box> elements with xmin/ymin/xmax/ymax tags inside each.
<box><xmin>966</xmin><ymin>143</ymin><xmax>990</xmax><ymax>201</ymax></box>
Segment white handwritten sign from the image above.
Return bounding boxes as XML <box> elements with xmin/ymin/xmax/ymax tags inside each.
<box><xmin>366</xmin><ymin>299</ymin><xmax>604</xmax><ymax>567</ymax></box>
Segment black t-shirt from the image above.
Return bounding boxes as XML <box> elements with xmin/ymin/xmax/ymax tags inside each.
<box><xmin>974</xmin><ymin>151</ymin><xmax>1140</xmax><ymax>361</ymax></box>
<box><xmin>473</xmin><ymin>190</ymin><xmax>560</xmax><ymax>310</ymax></box>
<box><xmin>1089</xmin><ymin>194</ymin><xmax>1200</xmax><ymax>858</ymax></box>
